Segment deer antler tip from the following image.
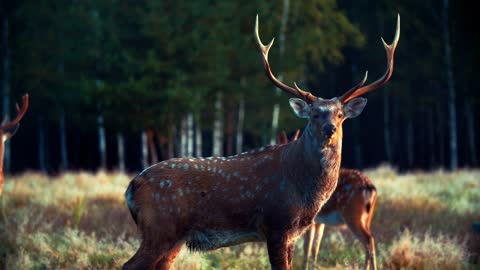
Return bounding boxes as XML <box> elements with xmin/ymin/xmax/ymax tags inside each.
<box><xmin>361</xmin><ymin>71</ymin><xmax>368</xmax><ymax>85</ymax></box>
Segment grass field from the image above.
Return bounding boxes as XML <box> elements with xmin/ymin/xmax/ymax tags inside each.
<box><xmin>0</xmin><ymin>166</ymin><xmax>479</xmax><ymax>269</ymax></box>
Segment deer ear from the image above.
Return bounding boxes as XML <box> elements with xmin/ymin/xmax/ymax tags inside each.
<box><xmin>343</xmin><ymin>97</ymin><xmax>367</xmax><ymax>118</ymax></box>
<box><xmin>289</xmin><ymin>98</ymin><xmax>310</xmax><ymax>119</ymax></box>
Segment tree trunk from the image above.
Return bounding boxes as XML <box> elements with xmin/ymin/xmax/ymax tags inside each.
<box><xmin>186</xmin><ymin>113</ymin><xmax>194</xmax><ymax>157</ymax></box>
<box><xmin>436</xmin><ymin>103</ymin><xmax>446</xmax><ymax>167</ymax></box>
<box><xmin>117</xmin><ymin>132</ymin><xmax>125</xmax><ymax>172</ymax></box>
<box><xmin>212</xmin><ymin>91</ymin><xmax>224</xmax><ymax>156</ymax></box>
<box><xmin>147</xmin><ymin>130</ymin><xmax>158</xmax><ymax>164</ymax></box>
<box><xmin>236</xmin><ymin>95</ymin><xmax>245</xmax><ymax>154</ymax></box>
<box><xmin>427</xmin><ymin>110</ymin><xmax>435</xmax><ymax>168</ymax></box>
<box><xmin>270</xmin><ymin>0</ymin><xmax>290</xmax><ymax>145</ymax></box>
<box><xmin>392</xmin><ymin>96</ymin><xmax>400</xmax><ymax>164</ymax></box>
<box><xmin>179</xmin><ymin>116</ymin><xmax>187</xmax><ymax>157</ymax></box>
<box><xmin>226</xmin><ymin>109</ymin><xmax>235</xmax><ymax>156</ymax></box>
<box><xmin>406</xmin><ymin>116</ymin><xmax>414</xmax><ymax>168</ymax></box>
<box><xmin>2</xmin><ymin>17</ymin><xmax>10</xmax><ymax>173</ymax></box>
<box><xmin>195</xmin><ymin>115</ymin><xmax>202</xmax><ymax>157</ymax></box>
<box><xmin>167</xmin><ymin>113</ymin><xmax>176</xmax><ymax>159</ymax></box>
<box><xmin>38</xmin><ymin>116</ymin><xmax>47</xmax><ymax>173</ymax></box>
<box><xmin>58</xmin><ymin>110</ymin><xmax>68</xmax><ymax>171</ymax></box>
<box><xmin>141</xmin><ymin>130</ymin><xmax>148</xmax><ymax>169</ymax></box>
<box><xmin>465</xmin><ymin>100</ymin><xmax>477</xmax><ymax>166</ymax></box>
<box><xmin>383</xmin><ymin>91</ymin><xmax>392</xmax><ymax>163</ymax></box>
<box><xmin>442</xmin><ymin>0</ymin><xmax>458</xmax><ymax>170</ymax></box>
<box><xmin>97</xmin><ymin>112</ymin><xmax>107</xmax><ymax>170</ymax></box>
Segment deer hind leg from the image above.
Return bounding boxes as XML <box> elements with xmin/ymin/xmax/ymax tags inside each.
<box><xmin>312</xmin><ymin>223</ymin><xmax>325</xmax><ymax>263</ymax></box>
<box><xmin>342</xmin><ymin>203</ymin><xmax>376</xmax><ymax>270</ymax></box>
<box><xmin>302</xmin><ymin>225</ymin><xmax>316</xmax><ymax>270</ymax></box>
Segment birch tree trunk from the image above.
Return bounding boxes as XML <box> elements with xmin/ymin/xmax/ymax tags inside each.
<box><xmin>167</xmin><ymin>113</ymin><xmax>176</xmax><ymax>159</ymax></box>
<box><xmin>97</xmin><ymin>112</ymin><xmax>107</xmax><ymax>170</ymax></box>
<box><xmin>270</xmin><ymin>0</ymin><xmax>290</xmax><ymax>145</ymax></box>
<box><xmin>141</xmin><ymin>130</ymin><xmax>148</xmax><ymax>169</ymax></box>
<box><xmin>226</xmin><ymin>109</ymin><xmax>234</xmax><ymax>156</ymax></box>
<box><xmin>236</xmin><ymin>95</ymin><xmax>245</xmax><ymax>154</ymax></box>
<box><xmin>1</xmin><ymin>17</ymin><xmax>10</xmax><ymax>173</ymax></box>
<box><xmin>212</xmin><ymin>92</ymin><xmax>224</xmax><ymax>156</ymax></box>
<box><xmin>186</xmin><ymin>113</ymin><xmax>194</xmax><ymax>157</ymax></box>
<box><xmin>465</xmin><ymin>100</ymin><xmax>477</xmax><ymax>166</ymax></box>
<box><xmin>59</xmin><ymin>110</ymin><xmax>68</xmax><ymax>171</ymax></box>
<box><xmin>442</xmin><ymin>0</ymin><xmax>458</xmax><ymax>170</ymax></box>
<box><xmin>117</xmin><ymin>132</ymin><xmax>125</xmax><ymax>172</ymax></box>
<box><xmin>179</xmin><ymin>116</ymin><xmax>187</xmax><ymax>157</ymax></box>
<box><xmin>195</xmin><ymin>115</ymin><xmax>202</xmax><ymax>157</ymax></box>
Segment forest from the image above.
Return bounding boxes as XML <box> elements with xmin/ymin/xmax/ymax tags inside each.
<box><xmin>1</xmin><ymin>0</ymin><xmax>478</xmax><ymax>174</ymax></box>
<box><xmin>1</xmin><ymin>1</ymin><xmax>480</xmax><ymax>269</ymax></box>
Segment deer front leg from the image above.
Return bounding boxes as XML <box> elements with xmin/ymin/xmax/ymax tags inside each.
<box><xmin>287</xmin><ymin>241</ymin><xmax>296</xmax><ymax>270</ymax></box>
<box><xmin>266</xmin><ymin>232</ymin><xmax>290</xmax><ymax>270</ymax></box>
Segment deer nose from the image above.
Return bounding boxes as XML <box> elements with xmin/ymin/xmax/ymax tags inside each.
<box><xmin>323</xmin><ymin>124</ymin><xmax>336</xmax><ymax>137</ymax></box>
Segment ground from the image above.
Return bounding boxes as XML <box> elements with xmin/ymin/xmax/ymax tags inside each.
<box><xmin>0</xmin><ymin>166</ymin><xmax>478</xmax><ymax>269</ymax></box>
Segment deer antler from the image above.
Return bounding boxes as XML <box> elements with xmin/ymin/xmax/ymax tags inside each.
<box><xmin>0</xmin><ymin>94</ymin><xmax>29</xmax><ymax>131</ymax></box>
<box><xmin>255</xmin><ymin>15</ymin><xmax>318</xmax><ymax>104</ymax></box>
<box><xmin>339</xmin><ymin>14</ymin><xmax>400</xmax><ymax>103</ymax></box>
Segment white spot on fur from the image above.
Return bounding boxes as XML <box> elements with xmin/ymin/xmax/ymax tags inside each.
<box><xmin>171</xmin><ymin>163</ymin><xmax>176</xmax><ymax>169</ymax></box>
<box><xmin>183</xmin><ymin>164</ymin><xmax>189</xmax><ymax>170</ymax></box>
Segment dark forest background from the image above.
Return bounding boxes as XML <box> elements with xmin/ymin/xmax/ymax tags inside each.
<box><xmin>0</xmin><ymin>0</ymin><xmax>478</xmax><ymax>174</ymax></box>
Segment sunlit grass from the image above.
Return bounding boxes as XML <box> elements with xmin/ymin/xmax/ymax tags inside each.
<box><xmin>0</xmin><ymin>167</ymin><xmax>478</xmax><ymax>269</ymax></box>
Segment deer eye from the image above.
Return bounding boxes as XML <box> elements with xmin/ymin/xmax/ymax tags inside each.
<box><xmin>338</xmin><ymin>113</ymin><xmax>343</xmax><ymax>118</ymax></box>
<box><xmin>313</xmin><ymin>114</ymin><xmax>320</xmax><ymax>119</ymax></box>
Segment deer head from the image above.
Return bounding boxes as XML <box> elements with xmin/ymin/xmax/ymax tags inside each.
<box><xmin>0</xmin><ymin>94</ymin><xmax>29</xmax><ymax>195</ymax></box>
<box><xmin>255</xmin><ymin>15</ymin><xmax>400</xmax><ymax>151</ymax></box>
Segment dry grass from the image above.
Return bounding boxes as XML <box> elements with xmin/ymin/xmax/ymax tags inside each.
<box><xmin>0</xmin><ymin>167</ymin><xmax>478</xmax><ymax>269</ymax></box>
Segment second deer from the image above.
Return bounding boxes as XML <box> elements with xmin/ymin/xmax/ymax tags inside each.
<box><xmin>280</xmin><ymin>131</ymin><xmax>378</xmax><ymax>270</ymax></box>
<box><xmin>0</xmin><ymin>94</ymin><xmax>29</xmax><ymax>196</ymax></box>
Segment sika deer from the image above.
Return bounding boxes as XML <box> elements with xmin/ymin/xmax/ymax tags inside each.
<box><xmin>0</xmin><ymin>94</ymin><xmax>29</xmax><ymax>196</ymax></box>
<box><xmin>123</xmin><ymin>15</ymin><xmax>399</xmax><ymax>270</ymax></box>
<box><xmin>279</xmin><ymin>131</ymin><xmax>378</xmax><ymax>270</ymax></box>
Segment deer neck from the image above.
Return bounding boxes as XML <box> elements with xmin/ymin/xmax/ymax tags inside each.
<box><xmin>281</xmin><ymin>122</ymin><xmax>343</xmax><ymax>207</ymax></box>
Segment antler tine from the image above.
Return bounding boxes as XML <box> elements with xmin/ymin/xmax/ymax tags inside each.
<box><xmin>339</xmin><ymin>14</ymin><xmax>400</xmax><ymax>103</ymax></box>
<box><xmin>255</xmin><ymin>15</ymin><xmax>317</xmax><ymax>104</ymax></box>
<box><xmin>292</xmin><ymin>129</ymin><xmax>301</xmax><ymax>141</ymax></box>
<box><xmin>0</xmin><ymin>94</ymin><xmax>29</xmax><ymax>130</ymax></box>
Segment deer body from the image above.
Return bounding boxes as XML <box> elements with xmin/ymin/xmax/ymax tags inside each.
<box><xmin>302</xmin><ymin>169</ymin><xmax>378</xmax><ymax>270</ymax></box>
<box><xmin>124</xmin><ymin>15</ymin><xmax>399</xmax><ymax>270</ymax></box>
<box><xmin>124</xmin><ymin>102</ymin><xmax>345</xmax><ymax>270</ymax></box>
